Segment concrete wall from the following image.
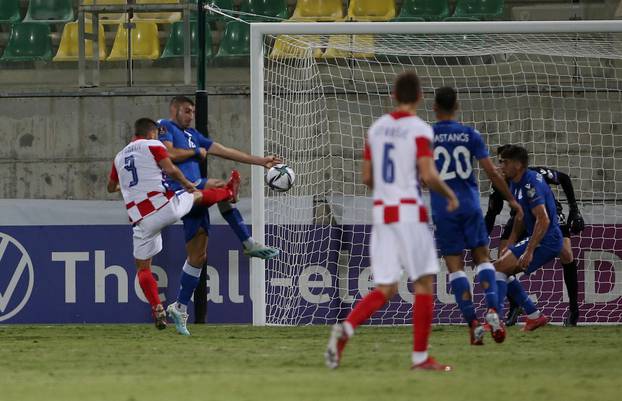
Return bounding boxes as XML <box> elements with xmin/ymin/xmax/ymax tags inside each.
<box><xmin>0</xmin><ymin>90</ymin><xmax>253</xmax><ymax>200</ymax></box>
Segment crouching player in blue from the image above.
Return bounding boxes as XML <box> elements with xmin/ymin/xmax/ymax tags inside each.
<box><xmin>431</xmin><ymin>87</ymin><xmax>523</xmax><ymax>345</ymax></box>
<box><xmin>494</xmin><ymin>145</ymin><xmax>563</xmax><ymax>332</ymax></box>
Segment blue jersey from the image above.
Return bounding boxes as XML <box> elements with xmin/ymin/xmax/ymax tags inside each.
<box><xmin>158</xmin><ymin>119</ymin><xmax>213</xmax><ymax>191</ymax></box>
<box><xmin>511</xmin><ymin>169</ymin><xmax>563</xmax><ymax>247</ymax></box>
<box><xmin>431</xmin><ymin>120</ymin><xmax>489</xmax><ymax>216</ymax></box>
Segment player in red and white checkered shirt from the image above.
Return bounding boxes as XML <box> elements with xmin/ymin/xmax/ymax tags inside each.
<box><xmin>325</xmin><ymin>71</ymin><xmax>459</xmax><ymax>372</ymax></box>
<box><xmin>107</xmin><ymin>118</ymin><xmax>240</xmax><ymax>330</ymax></box>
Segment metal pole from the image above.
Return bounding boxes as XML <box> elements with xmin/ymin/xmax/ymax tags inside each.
<box><xmin>196</xmin><ymin>0</ymin><xmax>208</xmax><ymax>136</ymax></box>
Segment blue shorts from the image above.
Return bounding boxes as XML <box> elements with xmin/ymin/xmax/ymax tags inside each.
<box><xmin>509</xmin><ymin>236</ymin><xmax>563</xmax><ymax>274</ymax></box>
<box><xmin>433</xmin><ymin>209</ymin><xmax>489</xmax><ymax>255</ymax></box>
<box><xmin>177</xmin><ymin>179</ymin><xmax>210</xmax><ymax>243</ymax></box>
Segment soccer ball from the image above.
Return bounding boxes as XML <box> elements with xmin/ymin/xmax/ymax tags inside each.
<box><xmin>265</xmin><ymin>164</ymin><xmax>295</xmax><ymax>192</ymax></box>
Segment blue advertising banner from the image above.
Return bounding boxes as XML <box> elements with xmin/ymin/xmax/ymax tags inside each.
<box><xmin>0</xmin><ymin>226</ymin><xmax>252</xmax><ymax>324</ymax></box>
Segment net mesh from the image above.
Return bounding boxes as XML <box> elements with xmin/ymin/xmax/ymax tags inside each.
<box><xmin>261</xmin><ymin>31</ymin><xmax>622</xmax><ymax>325</ymax></box>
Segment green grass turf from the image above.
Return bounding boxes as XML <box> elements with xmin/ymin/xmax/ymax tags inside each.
<box><xmin>0</xmin><ymin>324</ymin><xmax>620</xmax><ymax>401</ymax></box>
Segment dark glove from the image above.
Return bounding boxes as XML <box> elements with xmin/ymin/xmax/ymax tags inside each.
<box><xmin>567</xmin><ymin>206</ymin><xmax>585</xmax><ymax>234</ymax></box>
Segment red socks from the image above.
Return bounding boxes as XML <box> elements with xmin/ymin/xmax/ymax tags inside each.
<box><xmin>200</xmin><ymin>188</ymin><xmax>231</xmax><ymax>206</ymax></box>
<box><xmin>413</xmin><ymin>293</ymin><xmax>433</xmax><ymax>352</ymax></box>
<box><xmin>137</xmin><ymin>268</ymin><xmax>161</xmax><ymax>309</ymax></box>
<box><xmin>345</xmin><ymin>289</ymin><xmax>387</xmax><ymax>330</ymax></box>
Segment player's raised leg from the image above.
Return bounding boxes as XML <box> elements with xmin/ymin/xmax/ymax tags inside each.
<box><xmin>217</xmin><ymin>201</ymin><xmax>279</xmax><ymax>259</ymax></box>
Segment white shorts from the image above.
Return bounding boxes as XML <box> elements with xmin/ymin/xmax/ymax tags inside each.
<box><xmin>370</xmin><ymin>222</ymin><xmax>440</xmax><ymax>285</ymax></box>
<box><xmin>132</xmin><ymin>192</ymin><xmax>195</xmax><ymax>260</ymax></box>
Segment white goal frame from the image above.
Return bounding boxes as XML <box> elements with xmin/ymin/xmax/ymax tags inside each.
<box><xmin>249</xmin><ymin>20</ymin><xmax>622</xmax><ymax>326</ymax></box>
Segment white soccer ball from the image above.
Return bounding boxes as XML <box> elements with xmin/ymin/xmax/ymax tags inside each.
<box><xmin>265</xmin><ymin>164</ymin><xmax>295</xmax><ymax>192</ymax></box>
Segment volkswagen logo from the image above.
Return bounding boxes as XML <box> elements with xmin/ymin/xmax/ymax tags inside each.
<box><xmin>0</xmin><ymin>233</ymin><xmax>34</xmax><ymax>322</ymax></box>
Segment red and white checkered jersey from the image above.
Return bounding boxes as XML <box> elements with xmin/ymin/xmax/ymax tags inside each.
<box><xmin>109</xmin><ymin>139</ymin><xmax>173</xmax><ymax>224</ymax></box>
<box><xmin>364</xmin><ymin>111</ymin><xmax>433</xmax><ymax>224</ymax></box>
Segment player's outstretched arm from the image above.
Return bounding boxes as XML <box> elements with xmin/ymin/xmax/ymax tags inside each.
<box><xmin>161</xmin><ymin>140</ymin><xmax>206</xmax><ymax>163</ymax></box>
<box><xmin>417</xmin><ymin>156</ymin><xmax>459</xmax><ymax>212</ymax></box>
<box><xmin>480</xmin><ymin>157</ymin><xmax>524</xmax><ymax>222</ymax></box>
<box><xmin>107</xmin><ymin>179</ymin><xmax>120</xmax><ymax>193</ymax></box>
<box><xmin>519</xmin><ymin>205</ymin><xmax>550</xmax><ymax>269</ymax></box>
<box><xmin>207</xmin><ymin>142</ymin><xmax>281</xmax><ymax>168</ymax></box>
<box><xmin>485</xmin><ymin>188</ymin><xmax>505</xmax><ymax>235</ymax></box>
<box><xmin>158</xmin><ymin>157</ymin><xmax>197</xmax><ymax>193</ymax></box>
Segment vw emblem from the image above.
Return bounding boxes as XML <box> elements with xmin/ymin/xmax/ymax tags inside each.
<box><xmin>0</xmin><ymin>233</ymin><xmax>34</xmax><ymax>322</ymax></box>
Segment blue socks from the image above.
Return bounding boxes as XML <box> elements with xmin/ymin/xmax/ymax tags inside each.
<box><xmin>476</xmin><ymin>263</ymin><xmax>499</xmax><ymax>311</ymax></box>
<box><xmin>507</xmin><ymin>277</ymin><xmax>538</xmax><ymax>315</ymax></box>
<box><xmin>176</xmin><ymin>261</ymin><xmax>202</xmax><ymax>310</ymax></box>
<box><xmin>219</xmin><ymin>202</ymin><xmax>251</xmax><ymax>243</ymax></box>
<box><xmin>495</xmin><ymin>271</ymin><xmax>508</xmax><ymax>318</ymax></box>
<box><xmin>449</xmin><ymin>271</ymin><xmax>477</xmax><ymax>323</ymax></box>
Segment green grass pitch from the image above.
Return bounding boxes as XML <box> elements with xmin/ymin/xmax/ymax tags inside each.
<box><xmin>0</xmin><ymin>324</ymin><xmax>620</xmax><ymax>401</ymax></box>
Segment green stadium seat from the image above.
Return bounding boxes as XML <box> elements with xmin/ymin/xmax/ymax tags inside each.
<box><xmin>134</xmin><ymin>0</ymin><xmax>181</xmax><ymax>24</ymax></box>
<box><xmin>215</xmin><ymin>20</ymin><xmax>250</xmax><ymax>57</ymax></box>
<box><xmin>0</xmin><ymin>23</ymin><xmax>53</xmax><ymax>61</ymax></box>
<box><xmin>395</xmin><ymin>0</ymin><xmax>450</xmax><ymax>22</ymax></box>
<box><xmin>290</xmin><ymin>0</ymin><xmax>344</xmax><ymax>22</ymax></box>
<box><xmin>241</xmin><ymin>0</ymin><xmax>289</xmax><ymax>22</ymax></box>
<box><xmin>161</xmin><ymin>21</ymin><xmax>212</xmax><ymax>59</ymax></box>
<box><xmin>83</xmin><ymin>0</ymin><xmax>128</xmax><ymax>25</ymax></box>
<box><xmin>0</xmin><ymin>0</ymin><xmax>21</xmax><ymax>24</ymax></box>
<box><xmin>452</xmin><ymin>0</ymin><xmax>505</xmax><ymax>20</ymax></box>
<box><xmin>23</xmin><ymin>0</ymin><xmax>74</xmax><ymax>24</ymax></box>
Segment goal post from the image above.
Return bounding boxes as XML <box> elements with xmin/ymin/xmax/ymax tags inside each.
<box><xmin>250</xmin><ymin>21</ymin><xmax>622</xmax><ymax>326</ymax></box>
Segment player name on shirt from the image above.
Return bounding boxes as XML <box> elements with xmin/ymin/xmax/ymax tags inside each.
<box><xmin>434</xmin><ymin>132</ymin><xmax>470</xmax><ymax>143</ymax></box>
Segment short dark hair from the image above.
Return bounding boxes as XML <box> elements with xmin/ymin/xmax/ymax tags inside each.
<box><xmin>134</xmin><ymin>118</ymin><xmax>158</xmax><ymax>137</ymax></box>
<box><xmin>434</xmin><ymin>86</ymin><xmax>458</xmax><ymax>113</ymax></box>
<box><xmin>170</xmin><ymin>96</ymin><xmax>194</xmax><ymax>108</ymax></box>
<box><xmin>497</xmin><ymin>144</ymin><xmax>512</xmax><ymax>156</ymax></box>
<box><xmin>500</xmin><ymin>145</ymin><xmax>529</xmax><ymax>167</ymax></box>
<box><xmin>393</xmin><ymin>71</ymin><xmax>421</xmax><ymax>104</ymax></box>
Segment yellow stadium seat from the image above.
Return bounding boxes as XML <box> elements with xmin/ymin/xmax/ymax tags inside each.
<box><xmin>322</xmin><ymin>35</ymin><xmax>374</xmax><ymax>59</ymax></box>
<box><xmin>83</xmin><ymin>0</ymin><xmax>128</xmax><ymax>25</ymax></box>
<box><xmin>347</xmin><ymin>0</ymin><xmax>395</xmax><ymax>22</ymax></box>
<box><xmin>290</xmin><ymin>0</ymin><xmax>344</xmax><ymax>22</ymax></box>
<box><xmin>270</xmin><ymin>35</ymin><xmax>323</xmax><ymax>59</ymax></box>
<box><xmin>133</xmin><ymin>0</ymin><xmax>181</xmax><ymax>24</ymax></box>
<box><xmin>107</xmin><ymin>22</ymin><xmax>160</xmax><ymax>61</ymax></box>
<box><xmin>54</xmin><ymin>21</ymin><xmax>107</xmax><ymax>61</ymax></box>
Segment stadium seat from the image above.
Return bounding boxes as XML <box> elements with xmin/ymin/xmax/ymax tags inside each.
<box><xmin>395</xmin><ymin>0</ymin><xmax>450</xmax><ymax>22</ymax></box>
<box><xmin>161</xmin><ymin>21</ymin><xmax>212</xmax><ymax>59</ymax></box>
<box><xmin>134</xmin><ymin>0</ymin><xmax>182</xmax><ymax>24</ymax></box>
<box><xmin>0</xmin><ymin>0</ymin><xmax>21</xmax><ymax>24</ymax></box>
<box><xmin>269</xmin><ymin>35</ymin><xmax>322</xmax><ymax>59</ymax></box>
<box><xmin>0</xmin><ymin>23</ymin><xmax>53</xmax><ymax>61</ymax></box>
<box><xmin>53</xmin><ymin>21</ymin><xmax>107</xmax><ymax>61</ymax></box>
<box><xmin>452</xmin><ymin>0</ymin><xmax>505</xmax><ymax>20</ymax></box>
<box><xmin>347</xmin><ymin>0</ymin><xmax>395</xmax><ymax>22</ymax></box>
<box><xmin>107</xmin><ymin>22</ymin><xmax>160</xmax><ymax>61</ymax></box>
<box><xmin>215</xmin><ymin>20</ymin><xmax>250</xmax><ymax>57</ymax></box>
<box><xmin>322</xmin><ymin>35</ymin><xmax>374</xmax><ymax>59</ymax></box>
<box><xmin>23</xmin><ymin>0</ymin><xmax>74</xmax><ymax>24</ymax></box>
<box><xmin>83</xmin><ymin>0</ymin><xmax>128</xmax><ymax>25</ymax></box>
<box><xmin>290</xmin><ymin>0</ymin><xmax>344</xmax><ymax>22</ymax></box>
<box><xmin>241</xmin><ymin>0</ymin><xmax>289</xmax><ymax>22</ymax></box>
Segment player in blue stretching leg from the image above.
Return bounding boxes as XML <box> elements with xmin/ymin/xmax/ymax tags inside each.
<box><xmin>159</xmin><ymin>96</ymin><xmax>281</xmax><ymax>335</ymax></box>
<box><xmin>431</xmin><ymin>87</ymin><xmax>522</xmax><ymax>345</ymax></box>
<box><xmin>494</xmin><ymin>145</ymin><xmax>563</xmax><ymax>332</ymax></box>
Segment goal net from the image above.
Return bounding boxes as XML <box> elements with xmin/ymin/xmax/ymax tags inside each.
<box><xmin>252</xmin><ymin>22</ymin><xmax>622</xmax><ymax>326</ymax></box>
